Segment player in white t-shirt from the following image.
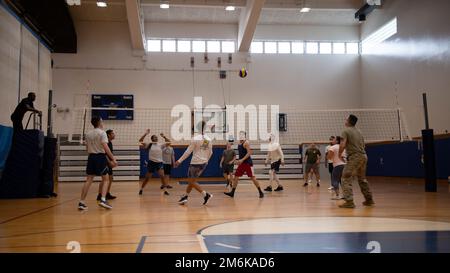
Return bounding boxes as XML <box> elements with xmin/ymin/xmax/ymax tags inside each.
<box><xmin>325</xmin><ymin>136</ymin><xmax>336</xmax><ymax>190</ymax></box>
<box><xmin>264</xmin><ymin>134</ymin><xmax>285</xmax><ymax>192</ymax></box>
<box><xmin>327</xmin><ymin>136</ymin><xmax>346</xmax><ymax>200</ymax></box>
<box><xmin>174</xmin><ymin>121</ymin><xmax>213</xmax><ymax>205</ymax></box>
<box><xmin>138</xmin><ymin>130</ymin><xmax>170</xmax><ymax>196</ymax></box>
<box><xmin>78</xmin><ymin>116</ymin><xmax>117</xmax><ymax>211</ymax></box>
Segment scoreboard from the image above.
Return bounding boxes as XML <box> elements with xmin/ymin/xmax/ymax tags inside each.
<box><xmin>91</xmin><ymin>94</ymin><xmax>134</xmax><ymax>120</ymax></box>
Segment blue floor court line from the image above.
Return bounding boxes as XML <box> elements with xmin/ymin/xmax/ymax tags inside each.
<box><xmin>136</xmin><ymin>236</ymin><xmax>148</xmax><ymax>253</ymax></box>
<box><xmin>203</xmin><ymin>231</ymin><xmax>450</xmax><ymax>253</ymax></box>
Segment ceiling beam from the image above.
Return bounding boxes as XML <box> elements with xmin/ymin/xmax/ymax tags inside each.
<box><xmin>139</xmin><ymin>0</ymin><xmax>360</xmax><ymax>10</ymax></box>
<box><xmin>238</xmin><ymin>0</ymin><xmax>265</xmax><ymax>52</ymax></box>
<box><xmin>125</xmin><ymin>0</ymin><xmax>146</xmax><ymax>55</ymax></box>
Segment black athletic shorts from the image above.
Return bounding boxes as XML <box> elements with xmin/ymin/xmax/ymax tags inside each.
<box><xmin>222</xmin><ymin>163</ymin><xmax>234</xmax><ymax>175</ymax></box>
<box><xmin>86</xmin><ymin>153</ymin><xmax>109</xmax><ymax>176</ymax></box>
<box><xmin>271</xmin><ymin>159</ymin><xmax>282</xmax><ymax>172</ymax></box>
<box><xmin>147</xmin><ymin>160</ymin><xmax>163</xmax><ymax>173</ymax></box>
<box><xmin>163</xmin><ymin>164</ymin><xmax>172</xmax><ymax>175</ymax></box>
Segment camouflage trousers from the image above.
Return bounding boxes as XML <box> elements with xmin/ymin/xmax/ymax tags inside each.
<box><xmin>341</xmin><ymin>153</ymin><xmax>373</xmax><ymax>202</ymax></box>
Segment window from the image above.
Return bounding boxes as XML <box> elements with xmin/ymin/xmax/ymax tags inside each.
<box><xmin>147</xmin><ymin>40</ymin><xmax>161</xmax><ymax>52</ymax></box>
<box><xmin>278</xmin><ymin>42</ymin><xmax>290</xmax><ymax>54</ymax></box>
<box><xmin>147</xmin><ymin>38</ymin><xmax>360</xmax><ymax>55</ymax></box>
<box><xmin>162</xmin><ymin>40</ymin><xmax>176</xmax><ymax>52</ymax></box>
<box><xmin>250</xmin><ymin>42</ymin><xmax>263</xmax><ymax>53</ymax></box>
<box><xmin>362</xmin><ymin>17</ymin><xmax>398</xmax><ymax>54</ymax></box>
<box><xmin>306</xmin><ymin>42</ymin><xmax>318</xmax><ymax>54</ymax></box>
<box><xmin>319</xmin><ymin>42</ymin><xmax>332</xmax><ymax>54</ymax></box>
<box><xmin>192</xmin><ymin>40</ymin><xmax>206</xmax><ymax>52</ymax></box>
<box><xmin>346</xmin><ymin>42</ymin><xmax>359</xmax><ymax>54</ymax></box>
<box><xmin>333</xmin><ymin>42</ymin><xmax>345</xmax><ymax>54</ymax></box>
<box><xmin>207</xmin><ymin>41</ymin><xmax>221</xmax><ymax>53</ymax></box>
<box><xmin>177</xmin><ymin>40</ymin><xmax>191</xmax><ymax>52</ymax></box>
<box><xmin>291</xmin><ymin>42</ymin><xmax>304</xmax><ymax>54</ymax></box>
<box><xmin>221</xmin><ymin>41</ymin><xmax>235</xmax><ymax>53</ymax></box>
<box><xmin>264</xmin><ymin>42</ymin><xmax>277</xmax><ymax>54</ymax></box>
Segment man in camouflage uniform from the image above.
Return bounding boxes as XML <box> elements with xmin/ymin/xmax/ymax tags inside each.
<box><xmin>338</xmin><ymin>114</ymin><xmax>375</xmax><ymax>208</ymax></box>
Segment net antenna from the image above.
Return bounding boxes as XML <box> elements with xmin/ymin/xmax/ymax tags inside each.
<box><xmin>81</xmin><ymin>80</ymin><xmax>91</xmax><ymax>144</ymax></box>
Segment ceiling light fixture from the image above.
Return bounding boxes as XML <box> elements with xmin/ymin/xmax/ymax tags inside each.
<box><xmin>96</xmin><ymin>1</ymin><xmax>107</xmax><ymax>8</ymax></box>
<box><xmin>160</xmin><ymin>2</ymin><xmax>170</xmax><ymax>9</ymax></box>
<box><xmin>300</xmin><ymin>7</ymin><xmax>310</xmax><ymax>12</ymax></box>
<box><xmin>225</xmin><ymin>6</ymin><xmax>235</xmax><ymax>11</ymax></box>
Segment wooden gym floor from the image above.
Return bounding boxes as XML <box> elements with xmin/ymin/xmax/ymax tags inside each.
<box><xmin>0</xmin><ymin>177</ymin><xmax>450</xmax><ymax>253</ymax></box>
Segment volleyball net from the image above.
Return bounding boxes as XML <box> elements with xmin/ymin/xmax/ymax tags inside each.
<box><xmin>66</xmin><ymin>107</ymin><xmax>411</xmax><ymax>146</ymax></box>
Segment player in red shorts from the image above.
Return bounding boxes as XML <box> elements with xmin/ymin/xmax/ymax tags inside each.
<box><xmin>224</xmin><ymin>131</ymin><xmax>264</xmax><ymax>198</ymax></box>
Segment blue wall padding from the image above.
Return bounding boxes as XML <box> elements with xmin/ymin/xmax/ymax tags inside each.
<box><xmin>435</xmin><ymin>138</ymin><xmax>450</xmax><ymax>179</ymax></box>
<box><xmin>140</xmin><ymin>147</ymin><xmax>225</xmax><ymax>178</ymax></box>
<box><xmin>366</xmin><ymin>138</ymin><xmax>449</xmax><ymax>179</ymax></box>
<box><xmin>0</xmin><ymin>125</ymin><xmax>13</xmax><ymax>171</ymax></box>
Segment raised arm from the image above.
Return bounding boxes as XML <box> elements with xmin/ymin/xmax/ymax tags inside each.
<box><xmin>139</xmin><ymin>129</ymin><xmax>150</xmax><ymax>148</ymax></box>
<box><xmin>160</xmin><ymin>133</ymin><xmax>171</xmax><ymax>145</ymax></box>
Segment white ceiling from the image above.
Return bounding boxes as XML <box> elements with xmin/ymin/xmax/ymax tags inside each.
<box><xmin>69</xmin><ymin>0</ymin><xmax>361</xmax><ymax>26</ymax></box>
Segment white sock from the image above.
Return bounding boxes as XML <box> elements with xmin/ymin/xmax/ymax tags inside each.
<box><xmin>101</xmin><ymin>197</ymin><xmax>106</xmax><ymax>202</ymax></box>
<box><xmin>79</xmin><ymin>200</ymin><xmax>85</xmax><ymax>204</ymax></box>
<box><xmin>201</xmin><ymin>191</ymin><xmax>207</xmax><ymax>197</ymax></box>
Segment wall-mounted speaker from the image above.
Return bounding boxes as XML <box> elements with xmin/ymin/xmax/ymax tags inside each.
<box><xmin>279</xmin><ymin>113</ymin><xmax>287</xmax><ymax>132</ymax></box>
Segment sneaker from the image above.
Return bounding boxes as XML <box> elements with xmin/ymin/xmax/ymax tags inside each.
<box><xmin>264</xmin><ymin>186</ymin><xmax>273</xmax><ymax>192</ymax></box>
<box><xmin>259</xmin><ymin>191</ymin><xmax>264</xmax><ymax>198</ymax></box>
<box><xmin>203</xmin><ymin>193</ymin><xmax>213</xmax><ymax>205</ymax></box>
<box><xmin>78</xmin><ymin>202</ymin><xmax>88</xmax><ymax>211</ymax></box>
<box><xmin>316</xmin><ymin>183</ymin><xmax>320</xmax><ymax>187</ymax></box>
<box><xmin>138</xmin><ymin>189</ymin><xmax>143</xmax><ymax>195</ymax></box>
<box><xmin>160</xmin><ymin>185</ymin><xmax>165</xmax><ymax>190</ymax></box>
<box><xmin>303</xmin><ymin>182</ymin><xmax>309</xmax><ymax>187</ymax></box>
<box><xmin>339</xmin><ymin>201</ymin><xmax>356</xmax><ymax>208</ymax></box>
<box><xmin>178</xmin><ymin>195</ymin><xmax>188</xmax><ymax>205</ymax></box>
<box><xmin>99</xmin><ymin>200</ymin><xmax>113</xmax><ymax>209</ymax></box>
<box><xmin>166</xmin><ymin>185</ymin><xmax>173</xmax><ymax>189</ymax></box>
<box><xmin>327</xmin><ymin>187</ymin><xmax>334</xmax><ymax>190</ymax></box>
<box><xmin>331</xmin><ymin>195</ymin><xmax>341</xmax><ymax>200</ymax></box>
<box><xmin>164</xmin><ymin>191</ymin><xmax>170</xmax><ymax>196</ymax></box>
<box><xmin>224</xmin><ymin>191</ymin><xmax>234</xmax><ymax>198</ymax></box>
<box><xmin>96</xmin><ymin>194</ymin><xmax>102</xmax><ymax>201</ymax></box>
<box><xmin>106</xmin><ymin>193</ymin><xmax>116</xmax><ymax>200</ymax></box>
<box><xmin>362</xmin><ymin>199</ymin><xmax>375</xmax><ymax>206</ymax></box>
<box><xmin>274</xmin><ymin>185</ymin><xmax>284</xmax><ymax>191</ymax></box>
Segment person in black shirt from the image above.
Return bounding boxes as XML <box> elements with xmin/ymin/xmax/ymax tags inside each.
<box><xmin>97</xmin><ymin>129</ymin><xmax>117</xmax><ymax>201</ymax></box>
<box><xmin>10</xmin><ymin>92</ymin><xmax>42</xmax><ymax>132</ymax></box>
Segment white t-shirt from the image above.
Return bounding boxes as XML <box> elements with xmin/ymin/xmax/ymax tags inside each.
<box><xmin>162</xmin><ymin>146</ymin><xmax>174</xmax><ymax>164</ymax></box>
<box><xmin>85</xmin><ymin>128</ymin><xmax>108</xmax><ymax>154</ymax></box>
<box><xmin>144</xmin><ymin>143</ymin><xmax>163</xmax><ymax>163</ymax></box>
<box><xmin>178</xmin><ymin>134</ymin><xmax>212</xmax><ymax>165</ymax></box>
<box><xmin>266</xmin><ymin>142</ymin><xmax>284</xmax><ymax>163</ymax></box>
<box><xmin>330</xmin><ymin>144</ymin><xmax>346</xmax><ymax>167</ymax></box>
<box><xmin>325</xmin><ymin>145</ymin><xmax>333</xmax><ymax>164</ymax></box>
